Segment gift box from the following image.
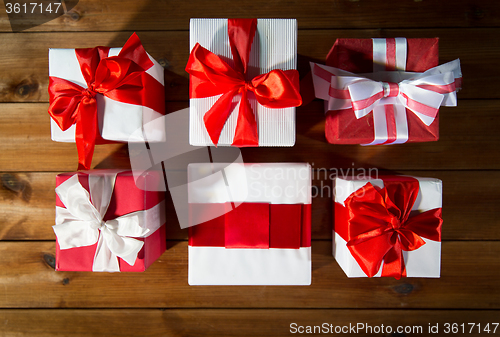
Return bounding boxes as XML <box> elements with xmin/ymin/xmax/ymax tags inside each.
<box><xmin>188</xmin><ymin>163</ymin><xmax>311</xmax><ymax>285</ymax></box>
<box><xmin>311</xmin><ymin>38</ymin><xmax>462</xmax><ymax>145</ymax></box>
<box><xmin>53</xmin><ymin>170</ymin><xmax>166</xmax><ymax>272</ymax></box>
<box><xmin>186</xmin><ymin>18</ymin><xmax>302</xmax><ymax>147</ymax></box>
<box><xmin>333</xmin><ymin>175</ymin><xmax>443</xmax><ymax>279</ymax></box>
<box><xmin>48</xmin><ymin>33</ymin><xmax>166</xmax><ymax>169</ymax></box>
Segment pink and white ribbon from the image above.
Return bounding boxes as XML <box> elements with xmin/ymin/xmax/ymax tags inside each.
<box><xmin>53</xmin><ymin>171</ymin><xmax>165</xmax><ymax>272</ymax></box>
<box><xmin>311</xmin><ymin>38</ymin><xmax>462</xmax><ymax>145</ymax></box>
<box><xmin>372</xmin><ymin>37</ymin><xmax>408</xmax><ymax>72</ymax></box>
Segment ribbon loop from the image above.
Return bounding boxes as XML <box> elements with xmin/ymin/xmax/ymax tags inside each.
<box><xmin>344</xmin><ymin>178</ymin><xmax>442</xmax><ymax>279</ymax></box>
<box><xmin>186</xmin><ymin>19</ymin><xmax>301</xmax><ymax>146</ymax></box>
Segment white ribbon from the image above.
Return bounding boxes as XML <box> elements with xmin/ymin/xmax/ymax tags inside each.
<box><xmin>310</xmin><ymin>59</ymin><xmax>462</xmax><ymax>145</ymax></box>
<box><xmin>53</xmin><ymin>172</ymin><xmax>164</xmax><ymax>272</ymax></box>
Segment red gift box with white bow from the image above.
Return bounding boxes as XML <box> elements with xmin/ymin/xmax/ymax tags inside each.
<box><xmin>311</xmin><ymin>38</ymin><xmax>462</xmax><ymax>145</ymax></box>
<box><xmin>53</xmin><ymin>170</ymin><xmax>166</xmax><ymax>272</ymax></box>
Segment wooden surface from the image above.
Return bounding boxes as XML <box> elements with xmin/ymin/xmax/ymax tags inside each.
<box><xmin>0</xmin><ymin>0</ymin><xmax>499</xmax><ymax>336</ymax></box>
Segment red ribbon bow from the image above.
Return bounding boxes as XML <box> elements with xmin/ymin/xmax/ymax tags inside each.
<box><xmin>344</xmin><ymin>177</ymin><xmax>442</xmax><ymax>279</ymax></box>
<box><xmin>185</xmin><ymin>18</ymin><xmax>302</xmax><ymax>146</ymax></box>
<box><xmin>48</xmin><ymin>33</ymin><xmax>154</xmax><ymax>170</ymax></box>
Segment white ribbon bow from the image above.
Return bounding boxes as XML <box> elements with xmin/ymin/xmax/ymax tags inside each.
<box><xmin>53</xmin><ymin>172</ymin><xmax>163</xmax><ymax>272</ymax></box>
<box><xmin>311</xmin><ymin>59</ymin><xmax>462</xmax><ymax>145</ymax></box>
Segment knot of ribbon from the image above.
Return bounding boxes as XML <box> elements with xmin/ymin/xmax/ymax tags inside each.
<box><xmin>382</xmin><ymin>82</ymin><xmax>399</xmax><ymax>98</ymax></box>
<box><xmin>185</xmin><ymin>18</ymin><xmax>302</xmax><ymax>146</ymax></box>
<box><xmin>82</xmin><ymin>83</ymin><xmax>97</xmax><ymax>99</ymax></box>
<box><xmin>344</xmin><ymin>177</ymin><xmax>442</xmax><ymax>279</ymax></box>
<box><xmin>53</xmin><ymin>172</ymin><xmax>162</xmax><ymax>272</ymax></box>
<box><xmin>48</xmin><ymin>33</ymin><xmax>154</xmax><ymax>170</ymax></box>
<box><xmin>311</xmin><ymin>58</ymin><xmax>462</xmax><ymax>145</ymax></box>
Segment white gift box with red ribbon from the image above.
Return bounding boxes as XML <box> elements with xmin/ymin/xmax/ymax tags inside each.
<box><xmin>334</xmin><ymin>176</ymin><xmax>442</xmax><ymax>278</ymax></box>
<box><xmin>188</xmin><ymin>18</ymin><xmax>298</xmax><ymax>147</ymax></box>
<box><xmin>188</xmin><ymin>163</ymin><xmax>311</xmax><ymax>285</ymax></box>
<box><xmin>49</xmin><ymin>47</ymin><xmax>165</xmax><ymax>143</ymax></box>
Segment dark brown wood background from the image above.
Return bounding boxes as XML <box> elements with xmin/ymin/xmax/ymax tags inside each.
<box><xmin>0</xmin><ymin>1</ymin><xmax>499</xmax><ymax>336</ymax></box>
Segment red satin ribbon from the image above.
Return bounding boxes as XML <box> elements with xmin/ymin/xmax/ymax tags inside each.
<box><xmin>185</xmin><ymin>18</ymin><xmax>302</xmax><ymax>146</ymax></box>
<box><xmin>189</xmin><ymin>203</ymin><xmax>311</xmax><ymax>249</ymax></box>
<box><xmin>48</xmin><ymin>33</ymin><xmax>156</xmax><ymax>170</ymax></box>
<box><xmin>344</xmin><ymin>177</ymin><xmax>442</xmax><ymax>279</ymax></box>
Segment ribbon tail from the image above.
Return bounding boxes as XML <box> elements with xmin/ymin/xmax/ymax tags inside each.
<box><xmin>232</xmin><ymin>89</ymin><xmax>258</xmax><ymax>147</ymax></box>
<box><xmin>75</xmin><ymin>98</ymin><xmax>99</xmax><ymax>170</ymax></box>
<box><xmin>103</xmin><ymin>226</ymin><xmax>145</xmax><ymax>267</ymax></box>
<box><xmin>203</xmin><ymin>88</ymin><xmax>239</xmax><ymax>146</ymax></box>
<box><xmin>381</xmin><ymin>241</ymin><xmax>405</xmax><ymax>280</ymax></box>
<box><xmin>92</xmin><ymin>230</ymin><xmax>120</xmax><ymax>272</ymax></box>
<box><xmin>92</xmin><ymin>226</ymin><xmax>145</xmax><ymax>272</ymax></box>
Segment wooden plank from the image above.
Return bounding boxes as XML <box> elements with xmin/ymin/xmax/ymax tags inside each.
<box><xmin>0</xmin><ymin>29</ymin><xmax>497</xmax><ymax>103</ymax></box>
<box><xmin>0</xmin><ymin>103</ymin><xmax>129</xmax><ymax>172</ymax></box>
<box><xmin>1</xmin><ymin>170</ymin><xmax>498</xmax><ymax>241</ymax></box>
<box><xmin>0</xmin><ymin>0</ymin><xmax>498</xmax><ymax>32</ymax></box>
<box><xmin>0</xmin><ymin>100</ymin><xmax>499</xmax><ymax>172</ymax></box>
<box><xmin>0</xmin><ymin>241</ymin><xmax>498</xmax><ymax>309</ymax></box>
<box><xmin>0</xmin><ymin>309</ymin><xmax>499</xmax><ymax>336</ymax></box>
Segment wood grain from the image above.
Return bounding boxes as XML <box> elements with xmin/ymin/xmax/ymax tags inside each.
<box><xmin>0</xmin><ymin>1</ymin><xmax>499</xmax><ymax>334</ymax></box>
<box><xmin>0</xmin><ymin>241</ymin><xmax>498</xmax><ymax>309</ymax></box>
<box><xmin>0</xmin><ymin>100</ymin><xmax>498</xmax><ymax>172</ymax></box>
<box><xmin>0</xmin><ymin>0</ymin><xmax>498</xmax><ymax>32</ymax></box>
<box><xmin>0</xmin><ymin>29</ymin><xmax>497</xmax><ymax>103</ymax></box>
<box><xmin>1</xmin><ymin>170</ymin><xmax>498</xmax><ymax>241</ymax></box>
<box><xmin>0</xmin><ymin>309</ymin><xmax>498</xmax><ymax>336</ymax></box>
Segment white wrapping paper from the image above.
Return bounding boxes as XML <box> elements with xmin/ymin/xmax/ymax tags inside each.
<box><xmin>49</xmin><ymin>47</ymin><xmax>165</xmax><ymax>143</ymax></box>
<box><xmin>189</xmin><ymin>18</ymin><xmax>297</xmax><ymax>147</ymax></box>
<box><xmin>188</xmin><ymin>163</ymin><xmax>311</xmax><ymax>285</ymax></box>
